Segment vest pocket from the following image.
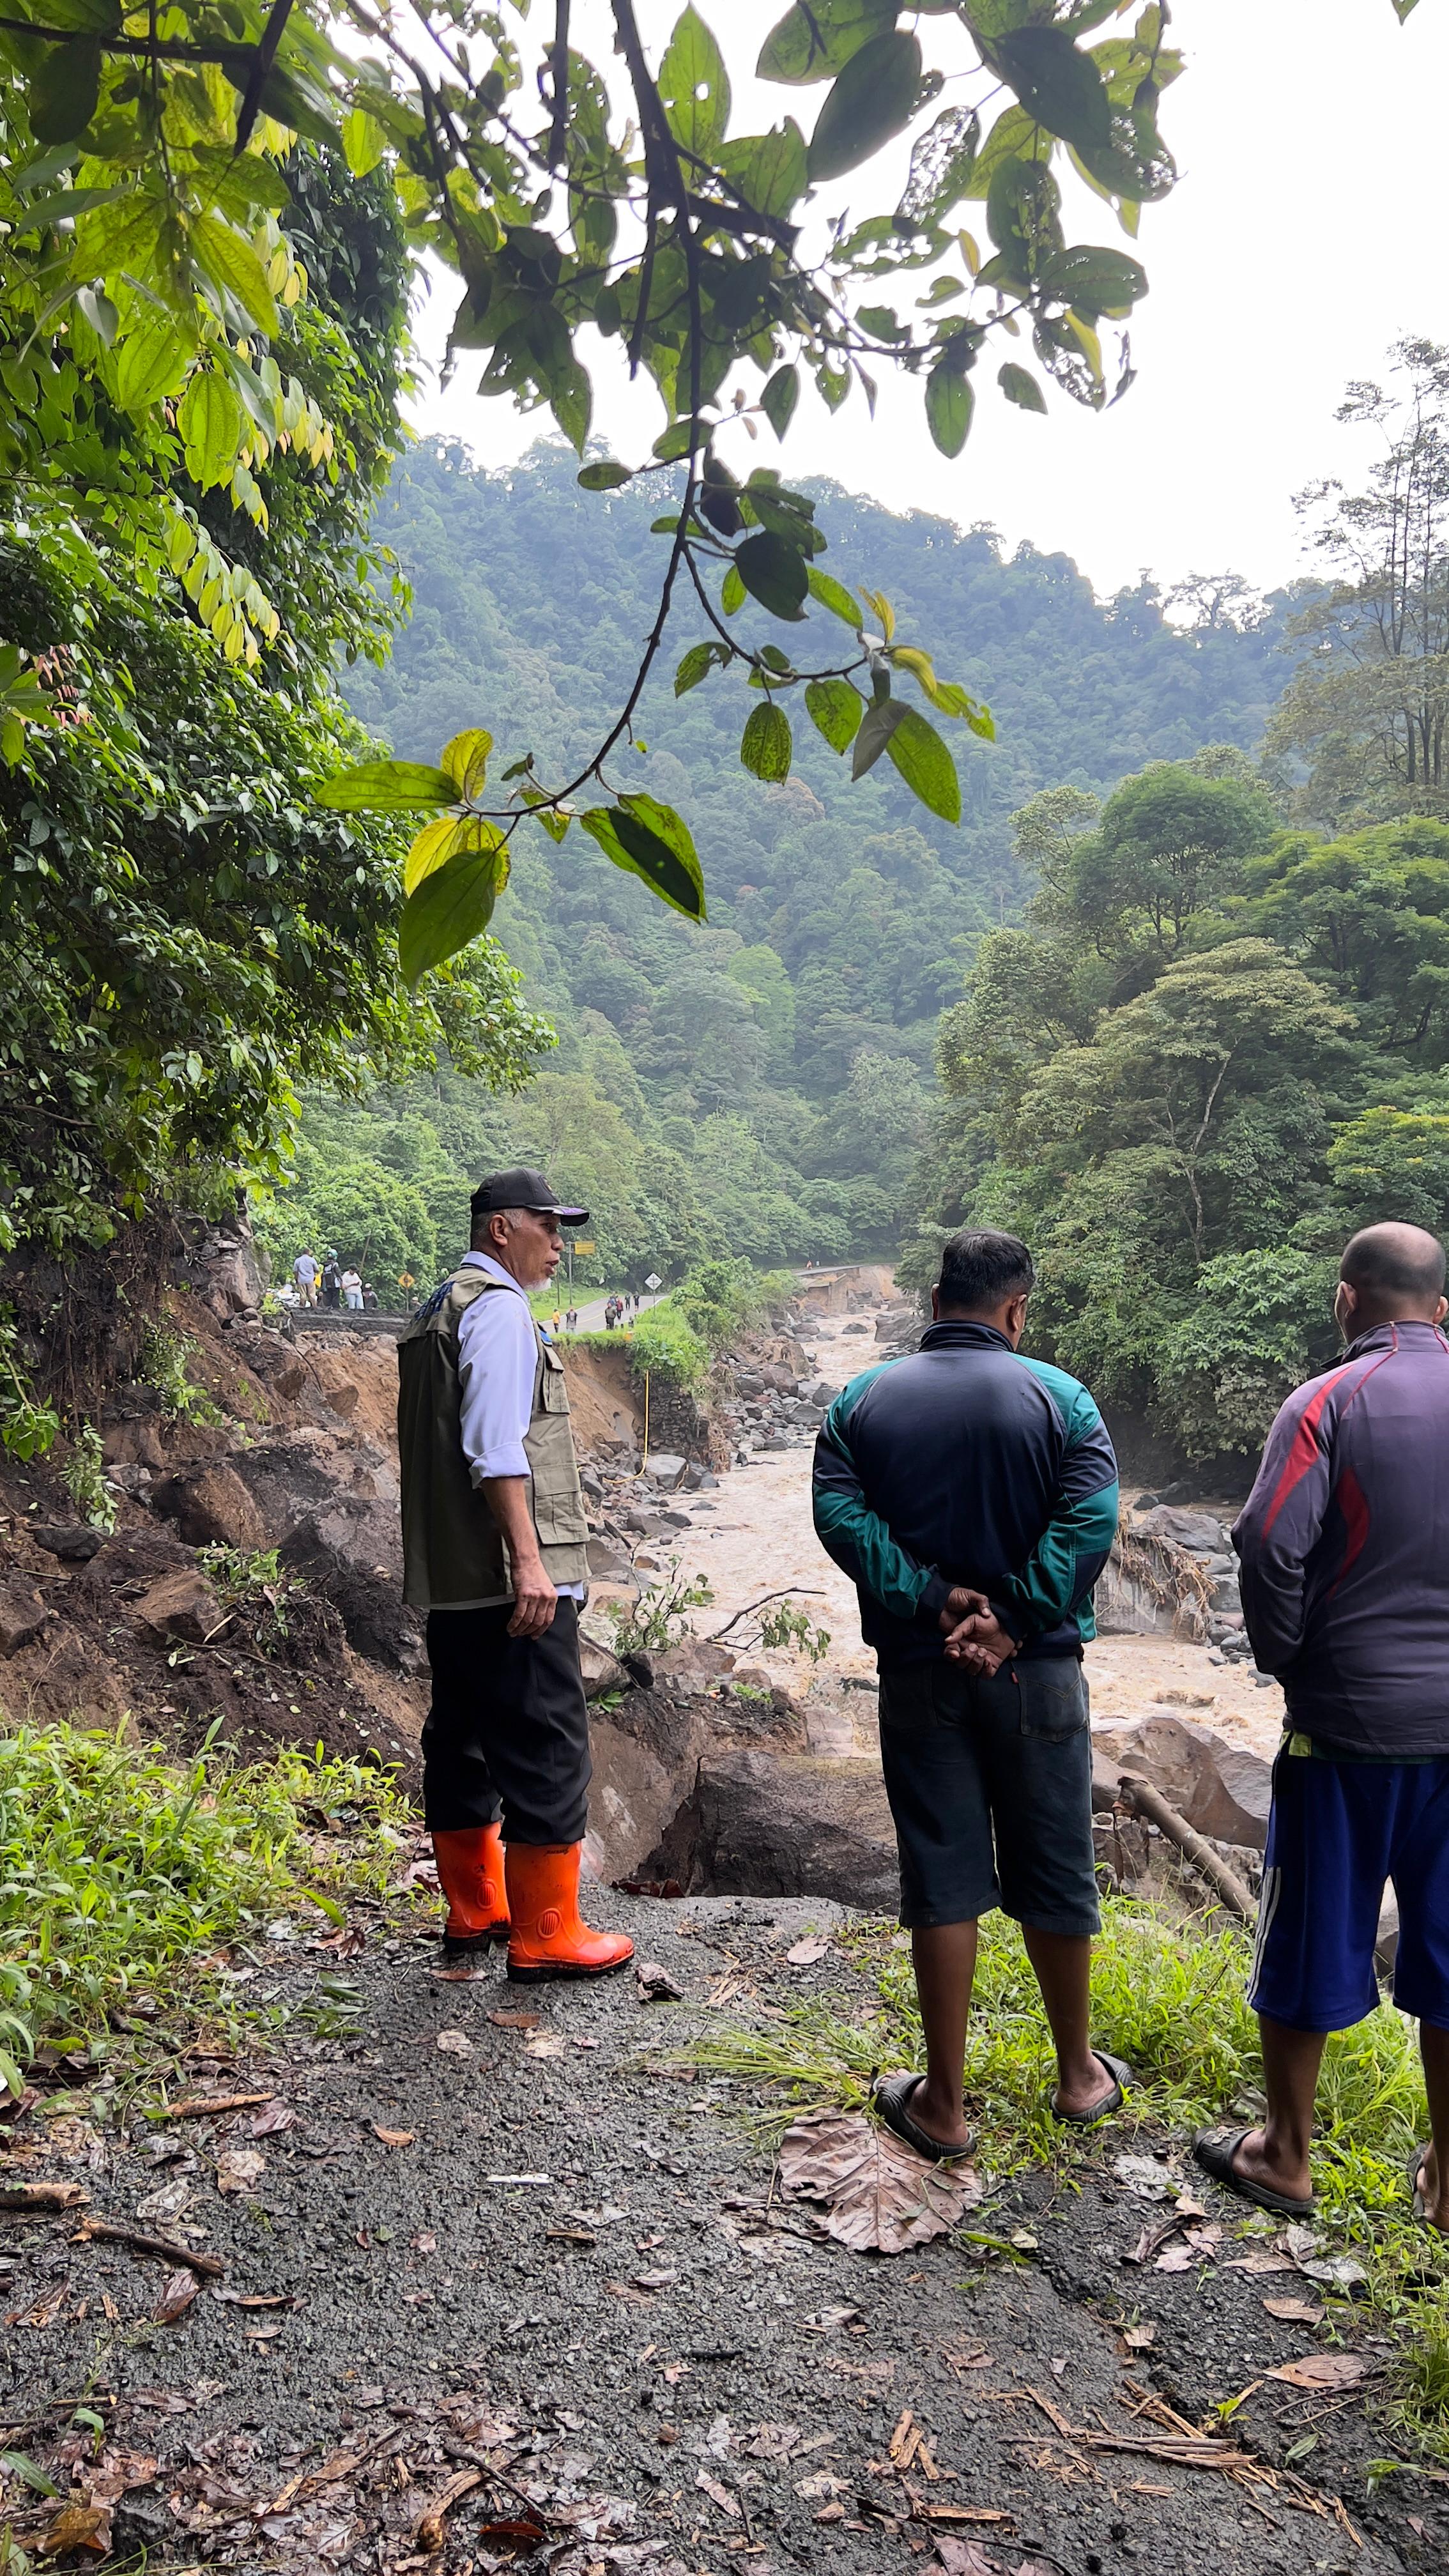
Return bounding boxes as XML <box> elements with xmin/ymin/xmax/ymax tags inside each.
<box><xmin>539</xmin><ymin>1349</ymin><xmax>572</xmax><ymax>1414</ymax></box>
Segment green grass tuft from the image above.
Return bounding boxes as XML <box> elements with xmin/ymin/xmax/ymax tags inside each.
<box><xmin>0</xmin><ymin>1720</ymin><xmax>413</xmax><ymax>2089</ymax></box>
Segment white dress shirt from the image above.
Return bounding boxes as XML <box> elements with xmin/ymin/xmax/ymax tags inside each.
<box><xmin>455</xmin><ymin>1250</ymin><xmax>585</xmax><ymax>1601</ymax></box>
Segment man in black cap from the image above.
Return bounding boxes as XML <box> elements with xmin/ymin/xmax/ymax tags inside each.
<box><xmin>397</xmin><ymin>1170</ymin><xmax>634</xmax><ymax>1984</ymax></box>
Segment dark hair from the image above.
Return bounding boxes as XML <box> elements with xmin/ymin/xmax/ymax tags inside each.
<box><xmin>1341</xmin><ymin>1221</ymin><xmax>1446</xmax><ymax>1301</ymax></box>
<box><xmin>937</xmin><ymin>1228</ymin><xmax>1035</xmax><ymax>1313</ymax></box>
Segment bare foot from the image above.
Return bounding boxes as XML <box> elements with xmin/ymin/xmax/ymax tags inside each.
<box><xmin>907</xmin><ymin>2078</ymin><xmax>973</xmax><ymax>2154</ymax></box>
<box><xmin>1052</xmin><ymin>2051</ymin><xmax>1119</xmax><ymax>2122</ymax></box>
<box><xmin>1229</xmin><ymin>2126</ymin><xmax>1312</xmax><ymax>2206</ymax></box>
<box><xmin>1413</xmin><ymin>2145</ymin><xmax>1449</xmax><ymax>2231</ymax></box>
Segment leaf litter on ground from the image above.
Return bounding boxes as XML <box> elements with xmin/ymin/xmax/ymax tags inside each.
<box><xmin>778</xmin><ymin>2105</ymin><xmax>982</xmax><ymax>2253</ymax></box>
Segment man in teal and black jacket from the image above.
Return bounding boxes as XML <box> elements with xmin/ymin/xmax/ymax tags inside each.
<box><xmin>812</xmin><ymin>1228</ymin><xmax>1124</xmax><ymax>2162</ymax></box>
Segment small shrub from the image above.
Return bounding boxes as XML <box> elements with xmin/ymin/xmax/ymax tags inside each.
<box><xmin>59</xmin><ymin>1423</ymin><xmax>118</xmax><ymax>1533</ymax></box>
<box><xmin>139</xmin><ymin>1322</ymin><xmax>224</xmax><ymax>1425</ymax></box>
<box><xmin>610</xmin><ymin>1558</ymin><xmax>714</xmax><ymax>1655</ymax></box>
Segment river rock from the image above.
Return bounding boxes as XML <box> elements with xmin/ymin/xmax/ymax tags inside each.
<box><xmin>579</xmin><ymin>1634</ymin><xmax>631</xmax><ymax>1700</ymax></box>
<box><xmin>643</xmin><ymin>1452</ymin><xmax>687</xmax><ymax>1489</ymax></box>
<box><xmin>1093</xmin><ymin>1708</ymin><xmax>1273</xmax><ymax>1850</ymax></box>
<box><xmin>643</xmin><ymin>1747</ymin><xmax>899</xmax><ymax>1908</ymax></box>
<box><xmin>1134</xmin><ymin>1505</ymin><xmax>1230</xmax><ymax>1554</ymax></box>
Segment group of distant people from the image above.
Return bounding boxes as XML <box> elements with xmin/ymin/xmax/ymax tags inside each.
<box><xmin>282</xmin><ymin>1248</ymin><xmax>378</xmax><ymax>1314</ymax></box>
<box><xmin>602</xmin><ymin>1291</ymin><xmax>640</xmax><ymax>1330</ymax></box>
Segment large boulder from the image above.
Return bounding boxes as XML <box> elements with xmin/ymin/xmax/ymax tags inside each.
<box><xmin>277</xmin><ymin>1519</ymin><xmax>424</xmax><ymax>1675</ymax></box>
<box><xmin>1135</xmin><ymin>1505</ymin><xmax>1230</xmax><ymax>1554</ymax></box>
<box><xmin>643</xmin><ymin>1747</ymin><xmax>900</xmax><ymax>1910</ymax></box>
<box><xmin>150</xmin><ymin>1461</ymin><xmax>268</xmax><ymax>1551</ymax></box>
<box><xmin>1093</xmin><ymin>1708</ymin><xmax>1273</xmax><ymax>1850</ymax></box>
<box><xmin>135</xmin><ymin>1565</ymin><xmax>224</xmax><ymax>1644</ymax></box>
<box><xmin>0</xmin><ymin>1583</ymin><xmax>49</xmax><ymax>1655</ymax></box>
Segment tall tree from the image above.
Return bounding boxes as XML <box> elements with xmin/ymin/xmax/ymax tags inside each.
<box><xmin>1272</xmin><ymin>337</ymin><xmax>1449</xmax><ymax>826</ymax></box>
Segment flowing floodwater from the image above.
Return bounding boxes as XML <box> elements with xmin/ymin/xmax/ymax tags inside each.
<box><xmin>669</xmin><ymin>1298</ymin><xmax>1287</xmax><ymax>1768</ymax></box>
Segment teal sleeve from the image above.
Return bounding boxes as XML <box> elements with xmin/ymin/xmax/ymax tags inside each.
<box><xmin>811</xmin><ymin>1373</ymin><xmax>949</xmax><ymax>1626</ymax></box>
<box><xmin>998</xmin><ymin>1372</ymin><xmax>1120</xmax><ymax>1641</ymax></box>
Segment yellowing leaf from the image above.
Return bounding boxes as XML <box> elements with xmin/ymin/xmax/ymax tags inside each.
<box><xmin>441</xmin><ymin>727</ymin><xmax>492</xmax><ymax>799</ymax></box>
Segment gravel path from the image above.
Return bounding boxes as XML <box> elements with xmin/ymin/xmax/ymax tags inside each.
<box><xmin>1</xmin><ymin>1896</ymin><xmax>1438</xmax><ymax>2575</ymax></box>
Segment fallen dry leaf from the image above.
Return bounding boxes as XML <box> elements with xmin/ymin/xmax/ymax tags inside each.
<box><xmin>248</xmin><ymin>2100</ymin><xmax>295</xmax><ymax>2138</ymax></box>
<box><xmin>412</xmin><ymin>2230</ymin><xmax>438</xmax><ymax>2255</ymax></box>
<box><xmin>785</xmin><ymin>1935</ymin><xmax>830</xmax><ymax>1966</ymax></box>
<box><xmin>934</xmin><ymin>2545</ymin><xmax>1005</xmax><ymax>2576</ymax></box>
<box><xmin>1262</xmin><ymin>2296</ymin><xmax>1325</xmax><ymax>2324</ymax></box>
<box><xmin>489</xmin><ymin>2009</ymin><xmax>541</xmax><ymax>2031</ymax></box>
<box><xmin>215</xmin><ymin>2147</ymin><xmax>264</xmax><ymax>2196</ymax></box>
<box><xmin>153</xmin><ymin>2269</ymin><xmax>201</xmax><ymax>2324</ymax></box>
<box><xmin>0</xmin><ymin>2181</ymin><xmax>88</xmax><ymax>2211</ymax></box>
<box><xmin>436</xmin><ymin>2028</ymin><xmax>473</xmax><ymax>2057</ymax></box>
<box><xmin>371</xmin><ymin>2124</ymin><xmax>415</xmax><ymax>2148</ymax></box>
<box><xmin>429</xmin><ymin>1965</ymin><xmax>490</xmax><ymax>1982</ymax></box>
<box><xmin>523</xmin><ymin>2032</ymin><xmax>565</xmax><ymax>2060</ymax></box>
<box><xmin>135</xmin><ymin>2179</ymin><xmax>190</xmax><ymax>2223</ymax></box>
<box><xmin>1123</xmin><ymin>2323</ymin><xmax>1157</xmax><ymax>2351</ymax></box>
<box><xmin>636</xmin><ymin>1959</ymin><xmax>683</xmax><ymax>2002</ymax></box>
<box><xmin>696</xmin><ymin>2469</ymin><xmax>740</xmax><ymax>2517</ymax></box>
<box><xmin>778</xmin><ymin>2105</ymin><xmax>982</xmax><ymax>2255</ymax></box>
<box><xmin>1225</xmin><ymin>2247</ymin><xmax>1298</xmax><ymax>2275</ymax></box>
<box><xmin>31</xmin><ymin>2502</ymin><xmax>109</xmax><ymax>2557</ymax></box>
<box><xmin>1267</xmin><ymin>2351</ymin><xmax>1369</xmax><ymax>2390</ymax></box>
<box><xmin>1154</xmin><ymin>2223</ymin><xmax>1222</xmax><ymax>2273</ymax></box>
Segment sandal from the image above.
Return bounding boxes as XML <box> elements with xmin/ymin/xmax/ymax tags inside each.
<box><xmin>873</xmin><ymin>2070</ymin><xmax>974</xmax><ymax>2165</ymax></box>
<box><xmin>1050</xmin><ymin>2049</ymin><xmax>1132</xmax><ymax>2128</ymax></box>
<box><xmin>1193</xmin><ymin>2125</ymin><xmax>1314</xmax><ymax>2218</ymax></box>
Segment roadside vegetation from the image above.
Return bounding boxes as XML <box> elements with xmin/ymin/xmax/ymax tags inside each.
<box><xmin>687</xmin><ymin>1899</ymin><xmax>1449</xmax><ymax>2455</ymax></box>
<box><xmin>0</xmin><ymin>1721</ymin><xmax>415</xmax><ymax>2094</ymax></box>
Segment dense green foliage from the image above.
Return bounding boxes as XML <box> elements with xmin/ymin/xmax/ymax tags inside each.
<box><xmin>1</xmin><ymin>0</ymin><xmax>1212</xmax><ymax>970</ymax></box>
<box><xmin>296</xmin><ymin>438</ymin><xmax>1291</xmax><ymax>1291</ymax></box>
<box><xmin>916</xmin><ymin>758</ymin><xmax>1449</xmax><ymax>1457</ymax></box>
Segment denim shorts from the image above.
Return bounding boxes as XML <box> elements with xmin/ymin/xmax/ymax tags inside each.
<box><xmin>877</xmin><ymin>1654</ymin><xmax>1100</xmax><ymax>1935</ymax></box>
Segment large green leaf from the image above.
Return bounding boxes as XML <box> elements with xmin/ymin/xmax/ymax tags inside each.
<box><xmin>806</xmin><ymin>565</ymin><xmax>864</xmax><ymax>628</ymax></box>
<box><xmin>993</xmin><ymin>27</ymin><xmax>1112</xmax><ymax>156</ymax></box>
<box><xmin>734</xmin><ymin>532</ymin><xmax>808</xmax><ymax>620</ymax></box>
<box><xmin>578</xmin><ymin>459</ymin><xmax>633</xmax><ymax>489</ymax></box>
<box><xmin>192</xmin><ymin>213</ymin><xmax>279</xmax><ymax>335</ymax></box>
<box><xmin>342</xmin><ymin>107</ymin><xmax>386</xmax><ymax>178</ymax></box>
<box><xmin>740</xmin><ymin>702</ymin><xmax>792</xmax><ymax>780</ymax></box>
<box><xmin>441</xmin><ymin>728</ymin><xmax>492</xmax><ymax>799</ymax></box>
<box><xmin>958</xmin><ymin>105</ymin><xmax>1053</xmax><ymax>201</ymax></box>
<box><xmin>579</xmin><ymin>797</ymin><xmax>707</xmax><ymax>921</ymax></box>
<box><xmin>316</xmin><ymin>758</ymin><xmax>458</xmax><ymax>813</ymax></box>
<box><xmin>29</xmin><ymin>38</ymin><xmax>100</xmax><ymax>146</ymax></box>
<box><xmin>757</xmin><ymin>0</ymin><xmax>896</xmax><ymax>84</ymax></box>
<box><xmin>659</xmin><ymin>7</ymin><xmax>731</xmax><ymax>156</ymax></box>
<box><xmin>178</xmin><ymin>370</ymin><xmax>244</xmax><ymax>491</ymax></box>
<box><xmin>925</xmin><ymin>361</ymin><xmax>973</xmax><ymax>459</ymax></box>
<box><xmin>404</xmin><ymin>811</ymin><xmax>503</xmax><ymax>896</ymax></box>
<box><xmin>717</xmin><ymin>123</ymin><xmax>809</xmax><ymax>219</ymax></box>
<box><xmin>804</xmin><ymin>677</ymin><xmax>863</xmax><ymax>753</ymax></box>
<box><xmin>808</xmin><ymin>31</ymin><xmax>923</xmax><ymax>183</ymax></box>
<box><xmin>675</xmin><ymin>640</ymin><xmax>725</xmax><ymax>696</ymax></box>
<box><xmin>760</xmin><ymin>364</ymin><xmax>799</xmax><ymax>438</ymax></box>
<box><xmin>852</xmin><ymin>694</ymin><xmax>907</xmax><ymax>780</ymax></box>
<box><xmin>114</xmin><ymin>309</ymin><xmax>193</xmax><ymax>413</ymax></box>
<box><xmin>998</xmin><ymin>360</ymin><xmax>1046</xmax><ymax>412</ymax></box>
<box><xmin>1037</xmin><ymin>245</ymin><xmax>1147</xmax><ymax>316</ymax></box>
<box><xmin>885</xmin><ymin>703</ymin><xmax>961</xmax><ymax>822</ymax></box>
<box><xmin>399</xmin><ymin>837</ymin><xmax>510</xmax><ymax>988</ymax></box>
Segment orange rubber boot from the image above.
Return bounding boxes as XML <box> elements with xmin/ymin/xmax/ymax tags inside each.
<box><xmin>433</xmin><ymin>1823</ymin><xmax>510</xmax><ymax>1955</ymax></box>
<box><xmin>505</xmin><ymin>1843</ymin><xmax>634</xmax><ymax>1984</ymax></box>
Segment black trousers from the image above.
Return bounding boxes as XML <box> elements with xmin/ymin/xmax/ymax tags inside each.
<box><xmin>422</xmin><ymin>1598</ymin><xmax>592</xmax><ymax>1844</ymax></box>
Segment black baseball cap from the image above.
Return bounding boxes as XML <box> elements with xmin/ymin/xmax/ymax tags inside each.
<box><xmin>470</xmin><ymin>1167</ymin><xmax>589</xmax><ymax>1225</ymax></box>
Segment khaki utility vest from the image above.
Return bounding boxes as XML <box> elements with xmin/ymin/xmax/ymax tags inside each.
<box><xmin>397</xmin><ymin>1266</ymin><xmax>589</xmax><ymax>1610</ymax></box>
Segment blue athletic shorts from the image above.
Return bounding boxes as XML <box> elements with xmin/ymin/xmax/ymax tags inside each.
<box><xmin>1249</xmin><ymin>1743</ymin><xmax>1449</xmax><ymax>2033</ymax></box>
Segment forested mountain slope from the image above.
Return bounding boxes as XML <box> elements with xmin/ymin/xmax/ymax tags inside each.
<box><xmin>304</xmin><ymin>440</ymin><xmax>1297</xmax><ymax>1289</ymax></box>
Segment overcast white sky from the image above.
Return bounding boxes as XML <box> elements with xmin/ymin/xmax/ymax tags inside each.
<box><xmin>404</xmin><ymin>0</ymin><xmax>1449</xmax><ymax>601</ymax></box>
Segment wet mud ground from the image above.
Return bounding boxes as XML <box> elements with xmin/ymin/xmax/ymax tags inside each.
<box><xmin>2</xmin><ymin>1894</ymin><xmax>1445</xmax><ymax>2575</ymax></box>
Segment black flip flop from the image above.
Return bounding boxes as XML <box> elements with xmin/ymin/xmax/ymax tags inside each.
<box><xmin>1050</xmin><ymin>2048</ymin><xmax>1133</xmax><ymax>2128</ymax></box>
<box><xmin>1193</xmin><ymin>2125</ymin><xmax>1315</xmax><ymax>2219</ymax></box>
<box><xmin>873</xmin><ymin>2070</ymin><xmax>974</xmax><ymax>2166</ymax></box>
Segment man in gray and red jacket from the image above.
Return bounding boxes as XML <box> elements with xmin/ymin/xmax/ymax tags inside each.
<box><xmin>1195</xmin><ymin>1222</ymin><xmax>1449</xmax><ymax>2230</ymax></box>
